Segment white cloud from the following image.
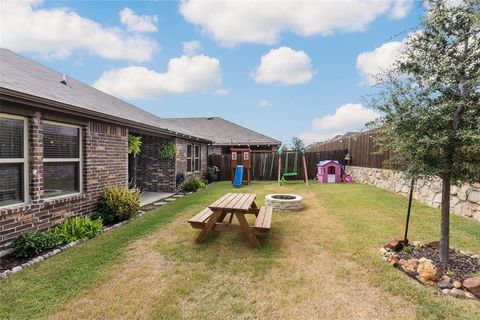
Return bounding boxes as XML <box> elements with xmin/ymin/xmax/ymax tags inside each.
<box><xmin>214</xmin><ymin>88</ymin><xmax>230</xmax><ymax>96</ymax></box>
<box><xmin>0</xmin><ymin>0</ymin><xmax>157</xmax><ymax>62</ymax></box>
<box><xmin>94</xmin><ymin>55</ymin><xmax>222</xmax><ymax>100</ymax></box>
<box><xmin>119</xmin><ymin>7</ymin><xmax>158</xmax><ymax>33</ymax></box>
<box><xmin>257</xmin><ymin>99</ymin><xmax>273</xmax><ymax>108</ymax></box>
<box><xmin>300</xmin><ymin>104</ymin><xmax>380</xmax><ymax>143</ymax></box>
<box><xmin>182</xmin><ymin>41</ymin><xmax>202</xmax><ymax>56</ymax></box>
<box><xmin>180</xmin><ymin>0</ymin><xmax>413</xmax><ymax>46</ymax></box>
<box><xmin>253</xmin><ymin>47</ymin><xmax>314</xmax><ymax>85</ymax></box>
<box><xmin>389</xmin><ymin>0</ymin><xmax>414</xmax><ymax>19</ymax></box>
<box><xmin>356</xmin><ymin>40</ymin><xmax>405</xmax><ymax>85</ymax></box>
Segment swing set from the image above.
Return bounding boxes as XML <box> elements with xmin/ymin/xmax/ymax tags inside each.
<box><xmin>277</xmin><ymin>148</ymin><xmax>309</xmax><ymax>186</ymax></box>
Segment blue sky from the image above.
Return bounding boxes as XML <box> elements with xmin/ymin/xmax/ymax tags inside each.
<box><xmin>1</xmin><ymin>0</ymin><xmax>424</xmax><ymax>145</ymax></box>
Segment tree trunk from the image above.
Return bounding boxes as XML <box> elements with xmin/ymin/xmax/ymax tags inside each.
<box><xmin>440</xmin><ymin>175</ymin><xmax>451</xmax><ymax>263</ymax></box>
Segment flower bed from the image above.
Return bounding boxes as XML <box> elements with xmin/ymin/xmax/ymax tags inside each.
<box><xmin>0</xmin><ymin>211</ymin><xmax>145</xmax><ymax>279</ymax></box>
<box><xmin>380</xmin><ymin>239</ymin><xmax>480</xmax><ymax>300</ymax></box>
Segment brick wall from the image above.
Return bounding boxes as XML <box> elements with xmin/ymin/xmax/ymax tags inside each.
<box><xmin>0</xmin><ymin>113</ymin><xmax>128</xmax><ymax>253</ymax></box>
<box><xmin>135</xmin><ymin>135</ymin><xmax>176</xmax><ymax>192</ymax></box>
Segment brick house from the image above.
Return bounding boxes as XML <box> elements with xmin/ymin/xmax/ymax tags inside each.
<box><xmin>0</xmin><ymin>49</ymin><xmax>209</xmax><ymax>254</ymax></box>
<box><xmin>165</xmin><ymin>117</ymin><xmax>281</xmax><ymax>155</ymax></box>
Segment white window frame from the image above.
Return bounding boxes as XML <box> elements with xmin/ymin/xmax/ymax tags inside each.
<box><xmin>42</xmin><ymin>120</ymin><xmax>82</xmax><ymax>199</ymax></box>
<box><xmin>0</xmin><ymin>113</ymin><xmax>29</xmax><ymax>207</ymax></box>
<box><xmin>194</xmin><ymin>144</ymin><xmax>200</xmax><ymax>172</ymax></box>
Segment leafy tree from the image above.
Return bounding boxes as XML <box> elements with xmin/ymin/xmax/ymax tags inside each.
<box><xmin>291</xmin><ymin>136</ymin><xmax>305</xmax><ymax>151</ymax></box>
<box><xmin>369</xmin><ymin>0</ymin><xmax>480</xmax><ymax>262</ymax></box>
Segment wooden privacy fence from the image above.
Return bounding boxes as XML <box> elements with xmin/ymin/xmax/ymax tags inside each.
<box><xmin>208</xmin><ymin>149</ymin><xmax>348</xmax><ymax>181</ymax></box>
<box><xmin>306</xmin><ymin>131</ymin><xmax>400</xmax><ymax>170</ymax></box>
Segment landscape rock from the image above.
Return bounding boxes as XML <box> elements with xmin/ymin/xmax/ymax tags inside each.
<box><xmin>384</xmin><ymin>237</ymin><xmax>405</xmax><ymax>251</ymax></box>
<box><xmin>0</xmin><ymin>271</ymin><xmax>7</xmax><ymax>279</ymax></box>
<box><xmin>438</xmin><ymin>281</ymin><xmax>453</xmax><ymax>290</ymax></box>
<box><xmin>453</xmin><ymin>281</ymin><xmax>462</xmax><ymax>289</ymax></box>
<box><xmin>399</xmin><ymin>258</ymin><xmax>418</xmax><ymax>273</ymax></box>
<box><xmin>426</xmin><ymin>241</ymin><xmax>440</xmax><ymax>249</ymax></box>
<box><xmin>11</xmin><ymin>266</ymin><xmax>22</xmax><ymax>274</ymax></box>
<box><xmin>416</xmin><ymin>258</ymin><xmax>439</xmax><ymax>286</ymax></box>
<box><xmin>387</xmin><ymin>254</ymin><xmax>400</xmax><ymax>266</ymax></box>
<box><xmin>463</xmin><ymin>276</ymin><xmax>480</xmax><ymax>298</ymax></box>
<box><xmin>449</xmin><ymin>288</ymin><xmax>466</xmax><ymax>298</ymax></box>
<box><xmin>465</xmin><ymin>291</ymin><xmax>477</xmax><ymax>300</ymax></box>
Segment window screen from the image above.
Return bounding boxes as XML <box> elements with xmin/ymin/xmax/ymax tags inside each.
<box><xmin>43</xmin><ymin>122</ymin><xmax>81</xmax><ymax>198</ymax></box>
<box><xmin>194</xmin><ymin>145</ymin><xmax>200</xmax><ymax>171</ymax></box>
<box><xmin>0</xmin><ymin>163</ymin><xmax>23</xmax><ymax>206</ymax></box>
<box><xmin>0</xmin><ymin>117</ymin><xmax>24</xmax><ymax>159</ymax></box>
<box><xmin>43</xmin><ymin>124</ymin><xmax>79</xmax><ymax>158</ymax></box>
<box><xmin>43</xmin><ymin>162</ymin><xmax>80</xmax><ymax>198</ymax></box>
<box><xmin>0</xmin><ymin>115</ymin><xmax>26</xmax><ymax>207</ymax></box>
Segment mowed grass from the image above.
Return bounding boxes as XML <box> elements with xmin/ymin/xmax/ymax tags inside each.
<box><xmin>1</xmin><ymin>181</ymin><xmax>479</xmax><ymax>319</ymax></box>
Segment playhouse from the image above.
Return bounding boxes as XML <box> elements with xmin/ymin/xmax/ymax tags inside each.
<box><xmin>316</xmin><ymin>160</ymin><xmax>342</xmax><ymax>183</ymax></box>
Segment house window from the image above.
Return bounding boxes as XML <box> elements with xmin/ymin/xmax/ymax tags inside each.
<box><xmin>194</xmin><ymin>145</ymin><xmax>200</xmax><ymax>171</ymax></box>
<box><xmin>0</xmin><ymin>113</ymin><xmax>28</xmax><ymax>206</ymax></box>
<box><xmin>43</xmin><ymin>122</ymin><xmax>81</xmax><ymax>198</ymax></box>
<box><xmin>187</xmin><ymin>144</ymin><xmax>192</xmax><ymax>172</ymax></box>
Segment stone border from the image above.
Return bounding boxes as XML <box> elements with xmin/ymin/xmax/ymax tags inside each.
<box><xmin>380</xmin><ymin>240</ymin><xmax>480</xmax><ymax>300</ymax></box>
<box><xmin>0</xmin><ymin>191</ymin><xmax>192</xmax><ymax>280</ymax></box>
<box><xmin>265</xmin><ymin>194</ymin><xmax>303</xmax><ymax>212</ymax></box>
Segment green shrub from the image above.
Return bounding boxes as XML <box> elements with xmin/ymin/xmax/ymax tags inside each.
<box><xmin>97</xmin><ymin>186</ymin><xmax>140</xmax><ymax>223</ymax></box>
<box><xmin>158</xmin><ymin>143</ymin><xmax>176</xmax><ymax>160</ymax></box>
<box><xmin>12</xmin><ymin>231</ymin><xmax>60</xmax><ymax>258</ymax></box>
<box><xmin>54</xmin><ymin>216</ymin><xmax>103</xmax><ymax>244</ymax></box>
<box><xmin>182</xmin><ymin>177</ymin><xmax>203</xmax><ymax>192</ymax></box>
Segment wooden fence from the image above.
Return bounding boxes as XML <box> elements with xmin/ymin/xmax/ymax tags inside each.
<box><xmin>306</xmin><ymin>131</ymin><xmax>400</xmax><ymax>170</ymax></box>
<box><xmin>208</xmin><ymin>149</ymin><xmax>348</xmax><ymax>181</ymax></box>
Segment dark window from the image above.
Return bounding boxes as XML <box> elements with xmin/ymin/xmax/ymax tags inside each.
<box><xmin>43</xmin><ymin>162</ymin><xmax>80</xmax><ymax>198</ymax></box>
<box><xmin>43</xmin><ymin>124</ymin><xmax>79</xmax><ymax>158</ymax></box>
<box><xmin>187</xmin><ymin>144</ymin><xmax>192</xmax><ymax>172</ymax></box>
<box><xmin>0</xmin><ymin>117</ymin><xmax>24</xmax><ymax>158</ymax></box>
<box><xmin>0</xmin><ymin>115</ymin><xmax>26</xmax><ymax>207</ymax></box>
<box><xmin>43</xmin><ymin>122</ymin><xmax>81</xmax><ymax>198</ymax></box>
<box><xmin>194</xmin><ymin>145</ymin><xmax>200</xmax><ymax>171</ymax></box>
<box><xmin>0</xmin><ymin>163</ymin><xmax>24</xmax><ymax>206</ymax></box>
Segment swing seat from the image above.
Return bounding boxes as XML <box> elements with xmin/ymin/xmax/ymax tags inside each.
<box><xmin>282</xmin><ymin>172</ymin><xmax>297</xmax><ymax>177</ymax></box>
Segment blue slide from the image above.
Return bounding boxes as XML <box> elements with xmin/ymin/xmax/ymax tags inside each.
<box><xmin>233</xmin><ymin>165</ymin><xmax>244</xmax><ymax>188</ymax></box>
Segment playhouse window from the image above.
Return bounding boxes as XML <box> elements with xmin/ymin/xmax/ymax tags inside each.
<box><xmin>327</xmin><ymin>166</ymin><xmax>335</xmax><ymax>174</ymax></box>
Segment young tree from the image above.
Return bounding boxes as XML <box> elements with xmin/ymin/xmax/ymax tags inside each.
<box><xmin>369</xmin><ymin>0</ymin><xmax>480</xmax><ymax>262</ymax></box>
<box><xmin>291</xmin><ymin>136</ymin><xmax>306</xmax><ymax>151</ymax></box>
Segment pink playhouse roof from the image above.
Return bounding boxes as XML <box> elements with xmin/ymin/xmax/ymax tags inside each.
<box><xmin>317</xmin><ymin>160</ymin><xmax>341</xmax><ymax>167</ymax></box>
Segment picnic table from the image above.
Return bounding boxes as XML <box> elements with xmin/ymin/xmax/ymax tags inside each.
<box><xmin>188</xmin><ymin>193</ymin><xmax>272</xmax><ymax>248</ymax></box>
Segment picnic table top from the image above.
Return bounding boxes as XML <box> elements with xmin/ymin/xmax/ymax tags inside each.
<box><xmin>208</xmin><ymin>192</ymin><xmax>256</xmax><ymax>211</ymax></box>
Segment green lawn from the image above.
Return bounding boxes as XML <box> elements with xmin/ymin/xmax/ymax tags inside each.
<box><xmin>1</xmin><ymin>182</ymin><xmax>479</xmax><ymax>319</ymax></box>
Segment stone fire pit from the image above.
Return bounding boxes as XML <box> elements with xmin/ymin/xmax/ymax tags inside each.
<box><xmin>265</xmin><ymin>194</ymin><xmax>303</xmax><ymax>212</ymax></box>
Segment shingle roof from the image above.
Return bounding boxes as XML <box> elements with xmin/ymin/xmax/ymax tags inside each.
<box><xmin>0</xmin><ymin>48</ymin><xmax>199</xmax><ymax>139</ymax></box>
<box><xmin>165</xmin><ymin>117</ymin><xmax>281</xmax><ymax>146</ymax></box>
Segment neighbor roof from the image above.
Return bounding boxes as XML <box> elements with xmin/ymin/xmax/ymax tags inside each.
<box><xmin>0</xmin><ymin>49</ymin><xmax>203</xmax><ymax>140</ymax></box>
<box><xmin>165</xmin><ymin>117</ymin><xmax>281</xmax><ymax>146</ymax></box>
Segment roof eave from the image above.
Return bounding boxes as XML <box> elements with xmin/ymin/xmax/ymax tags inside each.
<box><xmin>0</xmin><ymin>88</ymin><xmax>211</xmax><ymax>143</ymax></box>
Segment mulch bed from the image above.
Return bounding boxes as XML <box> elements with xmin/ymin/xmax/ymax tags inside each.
<box><xmin>397</xmin><ymin>246</ymin><xmax>480</xmax><ymax>282</ymax></box>
<box><xmin>0</xmin><ymin>255</ymin><xmax>30</xmax><ymax>273</ymax></box>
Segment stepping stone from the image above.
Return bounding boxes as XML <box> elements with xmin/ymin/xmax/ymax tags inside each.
<box><xmin>153</xmin><ymin>201</ymin><xmax>167</xmax><ymax>206</ymax></box>
<box><xmin>173</xmin><ymin>194</ymin><xmax>184</xmax><ymax>198</ymax></box>
<box><xmin>142</xmin><ymin>205</ymin><xmax>157</xmax><ymax>211</ymax></box>
<box><xmin>164</xmin><ymin>198</ymin><xmax>177</xmax><ymax>202</ymax></box>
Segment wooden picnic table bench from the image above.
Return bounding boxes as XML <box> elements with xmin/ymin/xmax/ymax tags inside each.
<box><xmin>188</xmin><ymin>192</ymin><xmax>272</xmax><ymax>248</ymax></box>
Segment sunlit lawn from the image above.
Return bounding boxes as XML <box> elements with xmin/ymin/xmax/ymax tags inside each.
<box><xmin>1</xmin><ymin>181</ymin><xmax>479</xmax><ymax>319</ymax></box>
